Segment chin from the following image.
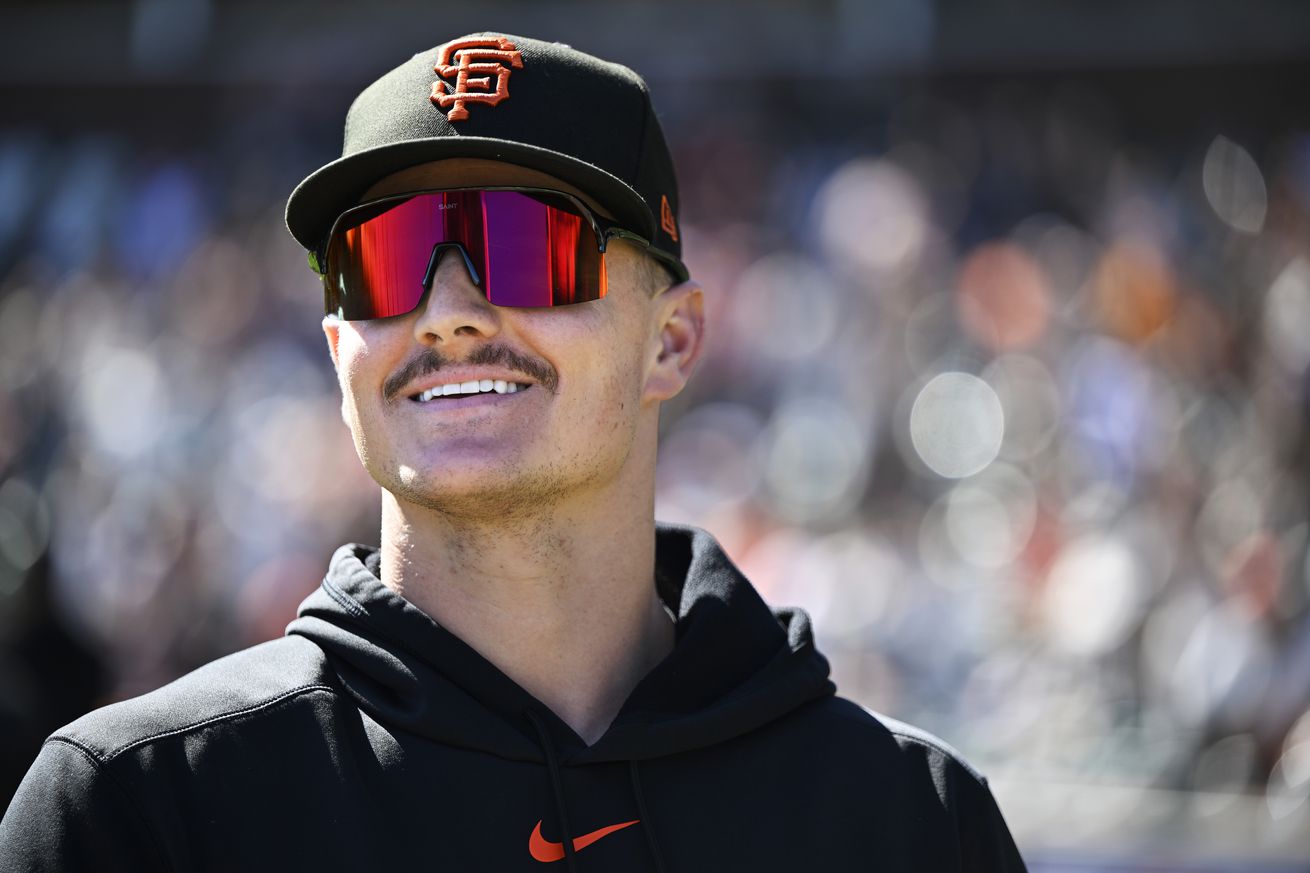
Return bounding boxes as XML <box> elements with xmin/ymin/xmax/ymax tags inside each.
<box><xmin>381</xmin><ymin>462</ymin><xmax>574</xmax><ymax>521</ymax></box>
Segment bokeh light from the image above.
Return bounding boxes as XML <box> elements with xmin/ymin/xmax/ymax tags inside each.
<box><xmin>1203</xmin><ymin>135</ymin><xmax>1268</xmax><ymax>234</ymax></box>
<box><xmin>944</xmin><ymin>463</ymin><xmax>1038</xmax><ymax>569</ymax></box>
<box><xmin>1262</xmin><ymin>257</ymin><xmax>1310</xmax><ymax>376</ymax></box>
<box><xmin>1092</xmin><ymin>242</ymin><xmax>1176</xmax><ymax>343</ymax></box>
<box><xmin>910</xmin><ymin>372</ymin><xmax>1005</xmax><ymax>479</ymax></box>
<box><xmin>1042</xmin><ymin>535</ymin><xmax>1145</xmax><ymax>657</ymax></box>
<box><xmin>815</xmin><ymin>158</ymin><xmax>929</xmax><ymax>280</ymax></box>
<box><xmin>760</xmin><ymin>397</ymin><xmax>868</xmax><ymax>523</ymax></box>
<box><xmin>956</xmin><ymin>242</ymin><xmax>1051</xmax><ymax>351</ymax></box>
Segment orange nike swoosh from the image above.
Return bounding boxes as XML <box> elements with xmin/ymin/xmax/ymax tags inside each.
<box><xmin>528</xmin><ymin>818</ymin><xmax>640</xmax><ymax>863</ymax></box>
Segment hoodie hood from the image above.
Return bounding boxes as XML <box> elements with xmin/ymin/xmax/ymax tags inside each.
<box><xmin>285</xmin><ymin>523</ymin><xmax>835</xmax><ymax>765</ymax></box>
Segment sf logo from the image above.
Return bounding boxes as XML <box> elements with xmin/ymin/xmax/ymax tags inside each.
<box><xmin>430</xmin><ymin>37</ymin><xmax>525</xmax><ymax>121</ymax></box>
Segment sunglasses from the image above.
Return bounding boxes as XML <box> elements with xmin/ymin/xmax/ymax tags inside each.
<box><xmin>309</xmin><ymin>186</ymin><xmax>688</xmax><ymax>320</ymax></box>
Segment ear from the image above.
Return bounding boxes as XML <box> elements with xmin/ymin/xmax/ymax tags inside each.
<box><xmin>322</xmin><ymin>315</ymin><xmax>341</xmax><ymax>372</ymax></box>
<box><xmin>643</xmin><ymin>281</ymin><xmax>705</xmax><ymax>404</ymax></box>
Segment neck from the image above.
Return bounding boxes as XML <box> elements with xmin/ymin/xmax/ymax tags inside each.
<box><xmin>378</xmin><ymin>460</ymin><xmax>674</xmax><ymax>746</ymax></box>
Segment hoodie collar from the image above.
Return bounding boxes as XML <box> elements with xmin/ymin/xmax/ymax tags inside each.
<box><xmin>285</xmin><ymin>523</ymin><xmax>835</xmax><ymax>764</ymax></box>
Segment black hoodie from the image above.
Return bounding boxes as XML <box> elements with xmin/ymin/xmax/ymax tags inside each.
<box><xmin>0</xmin><ymin>524</ymin><xmax>1027</xmax><ymax>871</ymax></box>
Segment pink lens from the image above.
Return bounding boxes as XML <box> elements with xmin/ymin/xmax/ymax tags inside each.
<box><xmin>324</xmin><ymin>190</ymin><xmax>606</xmax><ymax>319</ymax></box>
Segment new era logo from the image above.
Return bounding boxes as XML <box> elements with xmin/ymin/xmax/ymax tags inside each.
<box><xmin>660</xmin><ymin>195</ymin><xmax>678</xmax><ymax>242</ymax></box>
<box><xmin>431</xmin><ymin>36</ymin><xmax>524</xmax><ymax>121</ymax></box>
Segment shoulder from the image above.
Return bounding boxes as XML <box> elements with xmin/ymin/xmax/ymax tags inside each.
<box><xmin>3</xmin><ymin>637</ymin><xmax>339</xmax><ymax>871</ymax></box>
<box><xmin>49</xmin><ymin>635</ymin><xmax>338</xmax><ymax>763</ymax></box>
<box><xmin>787</xmin><ymin>695</ymin><xmax>996</xmax><ymax>794</ymax></box>
<box><xmin>792</xmin><ymin>697</ymin><xmax>1028</xmax><ymax>868</ymax></box>
<box><xmin>856</xmin><ymin>703</ymin><xmax>991</xmax><ymax>783</ymax></box>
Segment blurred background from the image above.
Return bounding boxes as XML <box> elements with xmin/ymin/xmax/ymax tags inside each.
<box><xmin>3</xmin><ymin>1</ymin><xmax>1310</xmax><ymax>869</ymax></box>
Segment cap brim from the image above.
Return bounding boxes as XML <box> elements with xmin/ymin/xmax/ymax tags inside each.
<box><xmin>285</xmin><ymin>137</ymin><xmax>657</xmax><ymax>253</ymax></box>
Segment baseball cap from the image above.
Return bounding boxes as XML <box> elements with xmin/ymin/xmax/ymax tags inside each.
<box><xmin>285</xmin><ymin>33</ymin><xmax>684</xmax><ymax>272</ymax></box>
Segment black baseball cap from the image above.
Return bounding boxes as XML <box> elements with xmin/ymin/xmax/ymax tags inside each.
<box><xmin>285</xmin><ymin>33</ymin><xmax>685</xmax><ymax>277</ymax></box>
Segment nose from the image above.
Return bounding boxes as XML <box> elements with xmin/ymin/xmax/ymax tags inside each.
<box><xmin>411</xmin><ymin>244</ymin><xmax>502</xmax><ymax>345</ymax></box>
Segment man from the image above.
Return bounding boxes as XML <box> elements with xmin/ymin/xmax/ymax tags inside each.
<box><xmin>1</xmin><ymin>33</ymin><xmax>1027</xmax><ymax>871</ymax></box>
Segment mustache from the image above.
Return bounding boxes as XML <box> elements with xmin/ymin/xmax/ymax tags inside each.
<box><xmin>384</xmin><ymin>344</ymin><xmax>559</xmax><ymax>404</ymax></box>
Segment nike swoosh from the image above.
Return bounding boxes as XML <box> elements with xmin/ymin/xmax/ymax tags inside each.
<box><xmin>528</xmin><ymin>818</ymin><xmax>640</xmax><ymax>862</ymax></box>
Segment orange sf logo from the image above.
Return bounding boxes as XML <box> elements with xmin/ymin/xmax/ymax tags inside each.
<box><xmin>430</xmin><ymin>36</ymin><xmax>525</xmax><ymax>121</ymax></box>
<box><xmin>660</xmin><ymin>195</ymin><xmax>678</xmax><ymax>242</ymax></box>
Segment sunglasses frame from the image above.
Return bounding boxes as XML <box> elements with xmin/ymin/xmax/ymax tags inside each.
<box><xmin>309</xmin><ymin>185</ymin><xmax>689</xmax><ymax>319</ymax></box>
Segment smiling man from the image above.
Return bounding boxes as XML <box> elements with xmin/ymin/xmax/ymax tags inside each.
<box><xmin>1</xmin><ymin>33</ymin><xmax>1027</xmax><ymax>872</ymax></box>
<box><xmin>321</xmin><ymin>156</ymin><xmax>697</xmax><ymax>749</ymax></box>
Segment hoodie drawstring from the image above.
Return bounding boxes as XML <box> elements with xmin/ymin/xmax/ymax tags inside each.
<box><xmin>525</xmin><ymin>709</ymin><xmax>580</xmax><ymax>873</ymax></box>
<box><xmin>525</xmin><ymin>709</ymin><xmax>668</xmax><ymax>873</ymax></box>
<box><xmin>629</xmin><ymin>760</ymin><xmax>668</xmax><ymax>873</ymax></box>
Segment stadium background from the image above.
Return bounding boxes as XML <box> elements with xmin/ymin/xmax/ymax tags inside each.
<box><xmin>3</xmin><ymin>1</ymin><xmax>1310</xmax><ymax>869</ymax></box>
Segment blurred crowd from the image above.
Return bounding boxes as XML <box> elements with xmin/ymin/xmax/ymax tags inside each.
<box><xmin>2</xmin><ymin>60</ymin><xmax>1310</xmax><ymax>863</ymax></box>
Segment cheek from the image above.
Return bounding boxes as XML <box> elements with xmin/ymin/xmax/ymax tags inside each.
<box><xmin>555</xmin><ymin>308</ymin><xmax>651</xmax><ymax>408</ymax></box>
<box><xmin>580</xmin><ymin>335</ymin><xmax>653</xmax><ymax>440</ymax></box>
<box><xmin>335</xmin><ymin>344</ymin><xmax>365</xmax><ymax>410</ymax></box>
<box><xmin>336</xmin><ymin>329</ymin><xmax>371</xmax><ymax>379</ymax></box>
<box><xmin>334</xmin><ymin>331</ymin><xmax>388</xmax><ymax>436</ymax></box>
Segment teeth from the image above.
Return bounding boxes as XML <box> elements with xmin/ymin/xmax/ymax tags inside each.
<box><xmin>414</xmin><ymin>380</ymin><xmax>527</xmax><ymax>402</ymax></box>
